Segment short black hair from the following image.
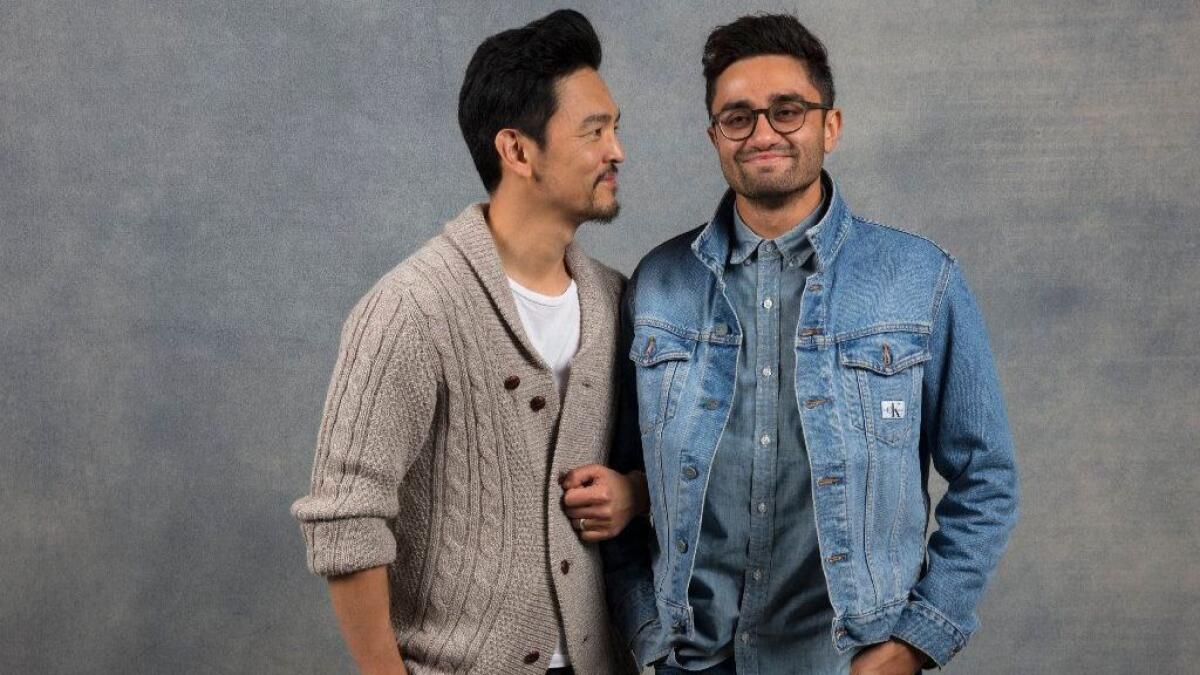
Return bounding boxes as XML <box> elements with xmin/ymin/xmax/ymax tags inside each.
<box><xmin>702</xmin><ymin>14</ymin><xmax>834</xmax><ymax>112</ymax></box>
<box><xmin>458</xmin><ymin>9</ymin><xmax>602</xmax><ymax>193</ymax></box>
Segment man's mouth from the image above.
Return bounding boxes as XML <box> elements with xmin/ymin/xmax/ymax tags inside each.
<box><xmin>740</xmin><ymin>151</ymin><xmax>793</xmax><ymax>165</ymax></box>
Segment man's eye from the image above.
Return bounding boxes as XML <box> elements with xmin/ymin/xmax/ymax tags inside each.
<box><xmin>724</xmin><ymin>112</ymin><xmax>752</xmax><ymax>128</ymax></box>
<box><xmin>774</xmin><ymin>107</ymin><xmax>802</xmax><ymax>121</ymax></box>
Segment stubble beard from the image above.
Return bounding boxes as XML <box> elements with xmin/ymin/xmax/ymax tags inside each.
<box><xmin>725</xmin><ymin>143</ymin><xmax>823</xmax><ymax>210</ymax></box>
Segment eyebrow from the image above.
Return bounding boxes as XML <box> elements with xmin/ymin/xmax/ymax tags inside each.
<box><xmin>714</xmin><ymin>93</ymin><xmax>808</xmax><ymax>114</ymax></box>
<box><xmin>580</xmin><ymin>109</ymin><xmax>621</xmax><ymax>128</ymax></box>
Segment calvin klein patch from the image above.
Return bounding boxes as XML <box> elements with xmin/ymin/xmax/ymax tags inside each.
<box><xmin>882</xmin><ymin>400</ymin><xmax>906</xmax><ymax>419</ymax></box>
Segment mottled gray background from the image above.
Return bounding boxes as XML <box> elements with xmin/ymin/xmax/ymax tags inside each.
<box><xmin>2</xmin><ymin>1</ymin><xmax>1197</xmax><ymax>673</ymax></box>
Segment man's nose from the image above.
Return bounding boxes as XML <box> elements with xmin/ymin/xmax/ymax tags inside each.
<box><xmin>608</xmin><ymin>132</ymin><xmax>626</xmax><ymax>164</ymax></box>
<box><xmin>746</xmin><ymin>110</ymin><xmax>784</xmax><ymax>148</ymax></box>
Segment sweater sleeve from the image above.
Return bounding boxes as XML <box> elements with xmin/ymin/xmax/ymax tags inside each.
<box><xmin>290</xmin><ymin>283</ymin><xmax>440</xmax><ymax>576</ymax></box>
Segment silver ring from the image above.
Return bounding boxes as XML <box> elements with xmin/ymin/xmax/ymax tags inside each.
<box><xmin>577</xmin><ymin>518</ymin><xmax>588</xmax><ymax>531</ymax></box>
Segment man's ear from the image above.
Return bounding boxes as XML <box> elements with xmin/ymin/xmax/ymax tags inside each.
<box><xmin>706</xmin><ymin>124</ymin><xmax>718</xmax><ymax>149</ymax></box>
<box><xmin>822</xmin><ymin>108</ymin><xmax>843</xmax><ymax>154</ymax></box>
<box><xmin>495</xmin><ymin>128</ymin><xmax>536</xmax><ymax>181</ymax></box>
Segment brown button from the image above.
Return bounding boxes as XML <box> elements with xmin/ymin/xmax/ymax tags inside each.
<box><xmin>530</xmin><ymin>395</ymin><xmax>546</xmax><ymax>411</ymax></box>
<box><xmin>523</xmin><ymin>650</ymin><xmax>540</xmax><ymax>664</ymax></box>
<box><xmin>504</xmin><ymin>375</ymin><xmax>520</xmax><ymax>390</ymax></box>
<box><xmin>560</xmin><ymin>559</ymin><xmax>570</xmax><ymax>574</ymax></box>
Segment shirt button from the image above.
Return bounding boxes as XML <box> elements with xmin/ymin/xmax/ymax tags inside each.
<box><xmin>712</xmin><ymin>323</ymin><xmax>728</xmax><ymax>337</ymax></box>
<box><xmin>529</xmin><ymin>396</ymin><xmax>546</xmax><ymax>411</ymax></box>
<box><xmin>741</xmin><ymin>631</ymin><xmax>751</xmax><ymax>644</ymax></box>
<box><xmin>523</xmin><ymin>650</ymin><xmax>540</xmax><ymax>664</ymax></box>
<box><xmin>704</xmin><ymin>399</ymin><xmax>719</xmax><ymax>410</ymax></box>
<box><xmin>753</xmin><ymin>568</ymin><xmax>762</xmax><ymax>581</ymax></box>
<box><xmin>683</xmin><ymin>466</ymin><xmax>698</xmax><ymax>479</ymax></box>
<box><xmin>762</xmin><ymin>297</ymin><xmax>773</xmax><ymax>310</ymax></box>
<box><xmin>560</xmin><ymin>559</ymin><xmax>570</xmax><ymax>574</ymax></box>
<box><xmin>761</xmin><ymin>366</ymin><xmax>772</xmax><ymax>377</ymax></box>
<box><xmin>503</xmin><ymin>375</ymin><xmax>520</xmax><ymax>390</ymax></box>
<box><xmin>676</xmin><ymin>539</ymin><xmax>688</xmax><ymax>553</ymax></box>
<box><xmin>757</xmin><ymin>502</ymin><xmax>767</xmax><ymax>514</ymax></box>
<box><xmin>743</xmin><ymin>258</ymin><xmax>753</xmax><ymax>266</ymax></box>
<box><xmin>760</xmin><ymin>434</ymin><xmax>771</xmax><ymax>446</ymax></box>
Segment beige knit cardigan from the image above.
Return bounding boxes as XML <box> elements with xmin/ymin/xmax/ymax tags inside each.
<box><xmin>291</xmin><ymin>204</ymin><xmax>636</xmax><ymax>674</ymax></box>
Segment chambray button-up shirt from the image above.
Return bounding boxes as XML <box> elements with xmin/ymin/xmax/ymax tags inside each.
<box><xmin>669</xmin><ymin>180</ymin><xmax>855</xmax><ymax>675</ymax></box>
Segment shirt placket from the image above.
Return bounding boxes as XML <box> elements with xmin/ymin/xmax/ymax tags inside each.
<box><xmin>734</xmin><ymin>240</ymin><xmax>782</xmax><ymax>674</ymax></box>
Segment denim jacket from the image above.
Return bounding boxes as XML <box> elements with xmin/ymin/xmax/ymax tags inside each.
<box><xmin>602</xmin><ymin>177</ymin><xmax>1019</xmax><ymax>668</ymax></box>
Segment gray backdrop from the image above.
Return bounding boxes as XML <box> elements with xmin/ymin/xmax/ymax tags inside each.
<box><xmin>3</xmin><ymin>1</ymin><xmax>1197</xmax><ymax>673</ymax></box>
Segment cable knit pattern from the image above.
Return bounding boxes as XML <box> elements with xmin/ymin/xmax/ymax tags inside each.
<box><xmin>291</xmin><ymin>204</ymin><xmax>637</xmax><ymax>674</ymax></box>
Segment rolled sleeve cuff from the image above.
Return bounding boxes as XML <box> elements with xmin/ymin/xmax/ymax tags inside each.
<box><xmin>889</xmin><ymin>600</ymin><xmax>968</xmax><ymax>668</ymax></box>
<box><xmin>299</xmin><ymin>516</ymin><xmax>397</xmax><ymax>576</ymax></box>
<box><xmin>610</xmin><ymin>585</ymin><xmax>666</xmax><ymax>667</ymax></box>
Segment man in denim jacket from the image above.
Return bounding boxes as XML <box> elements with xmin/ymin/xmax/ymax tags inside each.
<box><xmin>600</xmin><ymin>14</ymin><xmax>1018</xmax><ymax>675</ymax></box>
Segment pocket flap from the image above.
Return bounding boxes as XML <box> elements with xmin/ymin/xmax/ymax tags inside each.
<box><xmin>629</xmin><ymin>326</ymin><xmax>694</xmax><ymax>366</ymax></box>
<box><xmin>838</xmin><ymin>331</ymin><xmax>930</xmax><ymax>375</ymax></box>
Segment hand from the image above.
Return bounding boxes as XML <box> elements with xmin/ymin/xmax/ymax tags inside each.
<box><xmin>559</xmin><ymin>464</ymin><xmax>649</xmax><ymax>542</ymax></box>
<box><xmin>849</xmin><ymin>639</ymin><xmax>926</xmax><ymax>675</ymax></box>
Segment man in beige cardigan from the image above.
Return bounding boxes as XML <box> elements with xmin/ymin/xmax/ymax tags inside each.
<box><xmin>291</xmin><ymin>10</ymin><xmax>647</xmax><ymax>675</ymax></box>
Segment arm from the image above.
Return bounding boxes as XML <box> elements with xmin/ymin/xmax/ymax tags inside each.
<box><xmin>290</xmin><ymin>284</ymin><xmax>439</xmax><ymax>668</ymax></box>
<box><xmin>889</xmin><ymin>260</ymin><xmax>1020</xmax><ymax>667</ymax></box>
<box><xmin>598</xmin><ymin>276</ymin><xmax>666</xmax><ymax>667</ymax></box>
<box><xmin>328</xmin><ymin>566</ymin><xmax>409</xmax><ymax>675</ymax></box>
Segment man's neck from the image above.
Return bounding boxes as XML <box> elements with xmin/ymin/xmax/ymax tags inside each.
<box><xmin>734</xmin><ymin>177</ymin><xmax>824</xmax><ymax>240</ymax></box>
<box><xmin>485</xmin><ymin>187</ymin><xmax>576</xmax><ymax>296</ymax></box>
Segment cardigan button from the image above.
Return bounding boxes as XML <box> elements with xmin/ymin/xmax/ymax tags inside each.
<box><xmin>530</xmin><ymin>396</ymin><xmax>546</xmax><ymax>411</ymax></box>
<box><xmin>560</xmin><ymin>559</ymin><xmax>571</xmax><ymax>574</ymax></box>
<box><xmin>523</xmin><ymin>650</ymin><xmax>540</xmax><ymax>664</ymax></box>
<box><xmin>504</xmin><ymin>375</ymin><xmax>520</xmax><ymax>390</ymax></box>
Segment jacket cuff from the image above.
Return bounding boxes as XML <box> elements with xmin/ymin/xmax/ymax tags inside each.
<box><xmin>889</xmin><ymin>600</ymin><xmax>968</xmax><ymax>668</ymax></box>
<box><xmin>610</xmin><ymin>585</ymin><xmax>665</xmax><ymax>667</ymax></box>
<box><xmin>299</xmin><ymin>517</ymin><xmax>397</xmax><ymax>576</ymax></box>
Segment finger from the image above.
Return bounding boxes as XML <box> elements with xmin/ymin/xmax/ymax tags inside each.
<box><xmin>564</xmin><ymin>505</ymin><xmax>612</xmax><ymax>520</ymax></box>
<box><xmin>562</xmin><ymin>485</ymin><xmax>608</xmax><ymax>508</ymax></box>
<box><xmin>560</xmin><ymin>464</ymin><xmax>607</xmax><ymax>489</ymax></box>
<box><xmin>579</xmin><ymin>527</ymin><xmax>613</xmax><ymax>543</ymax></box>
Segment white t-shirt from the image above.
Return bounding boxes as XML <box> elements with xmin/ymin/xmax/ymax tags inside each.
<box><xmin>508</xmin><ymin>277</ymin><xmax>580</xmax><ymax>401</ymax></box>
<box><xmin>507</xmin><ymin>276</ymin><xmax>580</xmax><ymax>667</ymax></box>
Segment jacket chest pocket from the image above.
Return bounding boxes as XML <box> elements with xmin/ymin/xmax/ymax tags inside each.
<box><xmin>838</xmin><ymin>330</ymin><xmax>930</xmax><ymax>445</ymax></box>
<box><xmin>629</xmin><ymin>325</ymin><xmax>696</xmax><ymax>437</ymax></box>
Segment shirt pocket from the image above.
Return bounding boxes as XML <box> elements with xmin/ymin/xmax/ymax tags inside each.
<box><xmin>628</xmin><ymin>325</ymin><xmax>696</xmax><ymax>437</ymax></box>
<box><xmin>838</xmin><ymin>330</ymin><xmax>930</xmax><ymax>445</ymax></box>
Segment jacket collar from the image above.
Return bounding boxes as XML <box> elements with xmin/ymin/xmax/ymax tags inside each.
<box><xmin>692</xmin><ymin>169</ymin><xmax>850</xmax><ymax>277</ymax></box>
<box><xmin>443</xmin><ymin>203</ymin><xmax>607</xmax><ymax>369</ymax></box>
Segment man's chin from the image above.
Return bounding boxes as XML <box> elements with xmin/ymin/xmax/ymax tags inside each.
<box><xmin>579</xmin><ymin>199</ymin><xmax>620</xmax><ymax>224</ymax></box>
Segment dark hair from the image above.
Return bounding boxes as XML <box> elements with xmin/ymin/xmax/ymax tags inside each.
<box><xmin>458</xmin><ymin>9</ymin><xmax>602</xmax><ymax>193</ymax></box>
<box><xmin>702</xmin><ymin>14</ymin><xmax>834</xmax><ymax>112</ymax></box>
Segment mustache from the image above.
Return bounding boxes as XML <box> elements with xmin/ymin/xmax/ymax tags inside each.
<box><xmin>595</xmin><ymin>164</ymin><xmax>620</xmax><ymax>185</ymax></box>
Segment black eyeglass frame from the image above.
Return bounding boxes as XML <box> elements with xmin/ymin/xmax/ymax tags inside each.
<box><xmin>709</xmin><ymin>99</ymin><xmax>833</xmax><ymax>141</ymax></box>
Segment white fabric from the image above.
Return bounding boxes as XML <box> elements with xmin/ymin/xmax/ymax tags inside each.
<box><xmin>508</xmin><ymin>276</ymin><xmax>580</xmax><ymax>667</ymax></box>
<box><xmin>507</xmin><ymin>277</ymin><xmax>580</xmax><ymax>401</ymax></box>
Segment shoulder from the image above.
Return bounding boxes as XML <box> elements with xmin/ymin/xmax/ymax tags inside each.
<box><xmin>844</xmin><ymin>214</ymin><xmax>957</xmax><ymax>268</ymax></box>
<box><xmin>632</xmin><ymin>224</ymin><xmax>706</xmax><ymax>281</ymax></box>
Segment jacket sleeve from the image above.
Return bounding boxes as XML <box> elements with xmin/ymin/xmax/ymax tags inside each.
<box><xmin>890</xmin><ymin>260</ymin><xmax>1020</xmax><ymax>667</ymax></box>
<box><xmin>600</xmin><ymin>275</ymin><xmax>666</xmax><ymax>667</ymax></box>
<box><xmin>290</xmin><ymin>283</ymin><xmax>439</xmax><ymax>576</ymax></box>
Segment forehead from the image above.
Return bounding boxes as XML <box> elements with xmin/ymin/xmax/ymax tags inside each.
<box><xmin>711</xmin><ymin>54</ymin><xmax>819</xmax><ymax>109</ymax></box>
<box><xmin>550</xmin><ymin>68</ymin><xmax>617</xmax><ymax>125</ymax></box>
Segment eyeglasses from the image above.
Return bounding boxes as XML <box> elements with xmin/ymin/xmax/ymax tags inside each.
<box><xmin>710</xmin><ymin>99</ymin><xmax>832</xmax><ymax>141</ymax></box>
